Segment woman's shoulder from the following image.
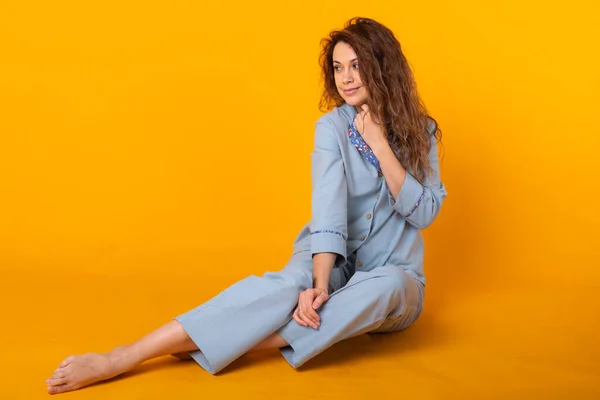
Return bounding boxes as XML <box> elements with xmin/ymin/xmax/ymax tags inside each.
<box><xmin>314</xmin><ymin>103</ymin><xmax>355</xmax><ymax>134</ymax></box>
<box><xmin>425</xmin><ymin>116</ymin><xmax>438</xmax><ymax>136</ymax></box>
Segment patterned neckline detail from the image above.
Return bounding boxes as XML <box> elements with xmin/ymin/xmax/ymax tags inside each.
<box><xmin>348</xmin><ymin>122</ymin><xmax>382</xmax><ymax>172</ymax></box>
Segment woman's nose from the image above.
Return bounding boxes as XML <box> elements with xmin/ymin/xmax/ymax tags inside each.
<box><xmin>342</xmin><ymin>69</ymin><xmax>354</xmax><ymax>84</ymax></box>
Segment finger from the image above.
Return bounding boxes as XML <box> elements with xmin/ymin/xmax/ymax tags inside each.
<box><xmin>302</xmin><ymin>296</ymin><xmax>320</xmax><ymax>325</ymax></box>
<box><xmin>298</xmin><ymin>292</ymin><xmax>312</xmax><ymax>316</ymax></box>
<box><xmin>354</xmin><ymin>116</ymin><xmax>363</xmax><ymax>133</ymax></box>
<box><xmin>361</xmin><ymin>103</ymin><xmax>370</xmax><ymax>113</ymax></box>
<box><xmin>359</xmin><ymin>110</ymin><xmax>367</xmax><ymax>121</ymax></box>
<box><xmin>296</xmin><ymin>294</ymin><xmax>307</xmax><ymax>322</ymax></box>
<box><xmin>299</xmin><ymin>302</ymin><xmax>317</xmax><ymax>327</ymax></box>
<box><xmin>294</xmin><ymin>308</ymin><xmax>308</xmax><ymax>326</ymax></box>
<box><xmin>362</xmin><ymin>111</ymin><xmax>371</xmax><ymax>125</ymax></box>
<box><xmin>293</xmin><ymin>307</ymin><xmax>307</xmax><ymax>327</ymax></box>
<box><xmin>302</xmin><ymin>293</ymin><xmax>320</xmax><ymax>322</ymax></box>
<box><xmin>298</xmin><ymin>308</ymin><xmax>316</xmax><ymax>329</ymax></box>
<box><xmin>313</xmin><ymin>292</ymin><xmax>329</xmax><ymax>310</ymax></box>
<box><xmin>300</xmin><ymin>304</ymin><xmax>319</xmax><ymax>329</ymax></box>
<box><xmin>361</xmin><ymin>110</ymin><xmax>370</xmax><ymax>127</ymax></box>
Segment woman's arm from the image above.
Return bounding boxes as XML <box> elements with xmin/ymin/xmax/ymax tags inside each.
<box><xmin>357</xmin><ymin>107</ymin><xmax>447</xmax><ymax>230</ymax></box>
<box><xmin>375</xmin><ymin>128</ymin><xmax>447</xmax><ymax>230</ymax></box>
<box><xmin>312</xmin><ymin>253</ymin><xmax>336</xmax><ymax>292</ymax></box>
<box><xmin>309</xmin><ymin>118</ymin><xmax>349</xmax><ymax>263</ymax></box>
<box><xmin>292</xmin><ymin>118</ymin><xmax>346</xmax><ymax>328</ymax></box>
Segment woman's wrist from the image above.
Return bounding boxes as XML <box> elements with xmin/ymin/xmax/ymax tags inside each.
<box><xmin>371</xmin><ymin>139</ymin><xmax>393</xmax><ymax>159</ymax></box>
<box><xmin>313</xmin><ymin>283</ymin><xmax>329</xmax><ymax>294</ymax></box>
<box><xmin>312</xmin><ymin>252</ymin><xmax>335</xmax><ymax>294</ymax></box>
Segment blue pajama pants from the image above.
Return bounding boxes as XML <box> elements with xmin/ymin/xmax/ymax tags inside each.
<box><xmin>174</xmin><ymin>250</ymin><xmax>424</xmax><ymax>374</ymax></box>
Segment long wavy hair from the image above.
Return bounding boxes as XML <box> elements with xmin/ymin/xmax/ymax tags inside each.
<box><xmin>318</xmin><ymin>17</ymin><xmax>443</xmax><ymax>184</ymax></box>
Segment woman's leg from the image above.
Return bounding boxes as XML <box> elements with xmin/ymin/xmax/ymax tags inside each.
<box><xmin>174</xmin><ymin>252</ymin><xmax>314</xmax><ymax>374</ymax></box>
<box><xmin>45</xmin><ymin>252</ymin><xmax>316</xmax><ymax>395</ymax></box>
<box><xmin>277</xmin><ymin>265</ymin><xmax>424</xmax><ymax>369</ymax></box>
<box><xmin>46</xmin><ymin>320</ymin><xmax>288</xmax><ymax>395</ymax></box>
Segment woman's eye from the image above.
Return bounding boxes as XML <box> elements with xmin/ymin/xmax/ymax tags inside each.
<box><xmin>353</xmin><ymin>63</ymin><xmax>359</xmax><ymax>69</ymax></box>
<box><xmin>334</xmin><ymin>66</ymin><xmax>342</xmax><ymax>71</ymax></box>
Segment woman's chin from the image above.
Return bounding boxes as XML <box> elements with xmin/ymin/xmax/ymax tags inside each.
<box><xmin>343</xmin><ymin>97</ymin><xmax>367</xmax><ymax>108</ymax></box>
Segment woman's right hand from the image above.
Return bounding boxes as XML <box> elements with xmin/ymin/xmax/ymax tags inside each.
<box><xmin>293</xmin><ymin>288</ymin><xmax>329</xmax><ymax>329</ymax></box>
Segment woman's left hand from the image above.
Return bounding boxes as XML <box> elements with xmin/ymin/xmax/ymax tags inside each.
<box><xmin>293</xmin><ymin>288</ymin><xmax>329</xmax><ymax>329</ymax></box>
<box><xmin>353</xmin><ymin>104</ymin><xmax>388</xmax><ymax>154</ymax></box>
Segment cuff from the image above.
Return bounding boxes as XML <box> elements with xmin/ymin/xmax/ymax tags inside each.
<box><xmin>390</xmin><ymin>173</ymin><xmax>426</xmax><ymax>218</ymax></box>
<box><xmin>310</xmin><ymin>230</ymin><xmax>347</xmax><ymax>262</ymax></box>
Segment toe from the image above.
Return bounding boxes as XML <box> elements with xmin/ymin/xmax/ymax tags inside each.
<box><xmin>47</xmin><ymin>383</ymin><xmax>75</xmax><ymax>395</ymax></box>
<box><xmin>52</xmin><ymin>368</ymin><xmax>67</xmax><ymax>378</ymax></box>
<box><xmin>47</xmin><ymin>384</ymin><xmax>63</xmax><ymax>395</ymax></box>
<box><xmin>46</xmin><ymin>377</ymin><xmax>67</xmax><ymax>387</ymax></box>
<box><xmin>49</xmin><ymin>371</ymin><xmax>62</xmax><ymax>380</ymax></box>
<box><xmin>59</xmin><ymin>356</ymin><xmax>75</xmax><ymax>368</ymax></box>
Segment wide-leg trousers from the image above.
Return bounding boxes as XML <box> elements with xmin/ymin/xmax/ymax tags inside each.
<box><xmin>174</xmin><ymin>250</ymin><xmax>424</xmax><ymax>374</ymax></box>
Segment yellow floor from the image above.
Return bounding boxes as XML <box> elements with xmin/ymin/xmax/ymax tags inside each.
<box><xmin>4</xmin><ymin>261</ymin><xmax>599</xmax><ymax>399</ymax></box>
<box><xmin>1</xmin><ymin>1</ymin><xmax>599</xmax><ymax>398</ymax></box>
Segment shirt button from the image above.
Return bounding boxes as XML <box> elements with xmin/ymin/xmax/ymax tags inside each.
<box><xmin>366</xmin><ymin>213</ymin><xmax>372</xmax><ymax>219</ymax></box>
<box><xmin>357</xmin><ymin>261</ymin><xmax>363</xmax><ymax>267</ymax></box>
<box><xmin>378</xmin><ymin>172</ymin><xmax>383</xmax><ymax>178</ymax></box>
<box><xmin>360</xmin><ymin>235</ymin><xmax>366</xmax><ymax>241</ymax></box>
<box><xmin>376</xmin><ymin>194</ymin><xmax>380</xmax><ymax>199</ymax></box>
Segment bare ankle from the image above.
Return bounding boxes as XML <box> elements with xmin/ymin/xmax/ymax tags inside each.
<box><xmin>109</xmin><ymin>345</ymin><xmax>140</xmax><ymax>370</ymax></box>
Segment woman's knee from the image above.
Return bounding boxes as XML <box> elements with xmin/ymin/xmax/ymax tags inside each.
<box><xmin>261</xmin><ymin>262</ymin><xmax>312</xmax><ymax>290</ymax></box>
<box><xmin>365</xmin><ymin>267</ymin><xmax>423</xmax><ymax>318</ymax></box>
<box><xmin>371</xmin><ymin>309</ymin><xmax>420</xmax><ymax>334</ymax></box>
<box><xmin>370</xmin><ymin>267</ymin><xmax>423</xmax><ymax>332</ymax></box>
<box><xmin>369</xmin><ymin>266</ymin><xmax>412</xmax><ymax>297</ymax></box>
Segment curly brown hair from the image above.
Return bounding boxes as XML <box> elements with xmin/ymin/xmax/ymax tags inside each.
<box><xmin>318</xmin><ymin>17</ymin><xmax>443</xmax><ymax>184</ymax></box>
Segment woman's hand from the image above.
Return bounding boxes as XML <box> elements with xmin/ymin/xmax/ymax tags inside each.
<box><xmin>353</xmin><ymin>104</ymin><xmax>388</xmax><ymax>154</ymax></box>
<box><xmin>293</xmin><ymin>288</ymin><xmax>330</xmax><ymax>329</ymax></box>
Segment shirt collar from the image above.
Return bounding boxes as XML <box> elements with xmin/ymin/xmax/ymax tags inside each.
<box><xmin>339</xmin><ymin>102</ymin><xmax>358</xmax><ymax>126</ymax></box>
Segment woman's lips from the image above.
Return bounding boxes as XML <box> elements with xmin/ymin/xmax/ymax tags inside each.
<box><xmin>343</xmin><ymin>87</ymin><xmax>360</xmax><ymax>95</ymax></box>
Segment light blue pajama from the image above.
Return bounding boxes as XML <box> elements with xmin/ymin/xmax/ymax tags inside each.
<box><xmin>175</xmin><ymin>103</ymin><xmax>447</xmax><ymax>374</ymax></box>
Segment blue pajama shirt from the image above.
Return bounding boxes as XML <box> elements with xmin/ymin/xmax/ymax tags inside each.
<box><xmin>175</xmin><ymin>103</ymin><xmax>448</xmax><ymax>373</ymax></box>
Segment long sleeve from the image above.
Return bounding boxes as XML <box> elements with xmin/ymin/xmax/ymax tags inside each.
<box><xmin>309</xmin><ymin>118</ymin><xmax>348</xmax><ymax>262</ymax></box>
<box><xmin>389</xmin><ymin>121</ymin><xmax>448</xmax><ymax>230</ymax></box>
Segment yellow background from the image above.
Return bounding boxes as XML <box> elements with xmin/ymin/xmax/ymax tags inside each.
<box><xmin>1</xmin><ymin>0</ymin><xmax>599</xmax><ymax>398</ymax></box>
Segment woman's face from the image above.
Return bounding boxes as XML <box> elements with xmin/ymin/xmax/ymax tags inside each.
<box><xmin>332</xmin><ymin>41</ymin><xmax>368</xmax><ymax>107</ymax></box>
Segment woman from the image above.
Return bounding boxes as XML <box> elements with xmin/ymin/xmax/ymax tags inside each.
<box><xmin>46</xmin><ymin>16</ymin><xmax>447</xmax><ymax>395</ymax></box>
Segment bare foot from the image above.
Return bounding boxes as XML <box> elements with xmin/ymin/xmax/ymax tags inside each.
<box><xmin>46</xmin><ymin>346</ymin><xmax>137</xmax><ymax>395</ymax></box>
